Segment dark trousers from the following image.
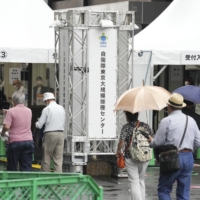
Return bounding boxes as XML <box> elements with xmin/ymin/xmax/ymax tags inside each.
<box><xmin>6</xmin><ymin>141</ymin><xmax>34</xmax><ymax>171</ymax></box>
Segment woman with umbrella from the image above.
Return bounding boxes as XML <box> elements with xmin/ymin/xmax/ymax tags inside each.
<box><xmin>116</xmin><ymin>111</ymin><xmax>153</xmax><ymax>200</ymax></box>
<box><xmin>115</xmin><ymin>84</ymin><xmax>171</xmax><ymax>200</ymax></box>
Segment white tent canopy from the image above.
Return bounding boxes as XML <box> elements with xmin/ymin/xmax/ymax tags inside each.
<box><xmin>134</xmin><ymin>0</ymin><xmax>200</xmax><ymax>65</ymax></box>
<box><xmin>0</xmin><ymin>0</ymin><xmax>54</xmax><ymax>63</ymax></box>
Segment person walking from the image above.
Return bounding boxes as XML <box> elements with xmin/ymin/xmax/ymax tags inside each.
<box><xmin>35</xmin><ymin>92</ymin><xmax>65</xmax><ymax>172</ymax></box>
<box><xmin>1</xmin><ymin>91</ymin><xmax>34</xmax><ymax>171</ymax></box>
<box><xmin>116</xmin><ymin>111</ymin><xmax>153</xmax><ymax>200</ymax></box>
<box><xmin>148</xmin><ymin>93</ymin><xmax>200</xmax><ymax>200</ymax></box>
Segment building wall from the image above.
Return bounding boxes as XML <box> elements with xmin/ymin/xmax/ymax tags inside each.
<box><xmin>87</xmin><ymin>0</ymin><xmax>151</xmax><ymax>6</ymax></box>
<box><xmin>51</xmin><ymin>1</ymin><xmax>171</xmax><ymax>33</ymax></box>
<box><xmin>50</xmin><ymin>0</ymin><xmax>173</xmax><ymax>10</ymax></box>
<box><xmin>52</xmin><ymin>0</ymin><xmax>84</xmax><ymax>10</ymax></box>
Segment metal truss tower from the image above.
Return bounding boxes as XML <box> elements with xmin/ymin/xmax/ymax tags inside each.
<box><xmin>54</xmin><ymin>10</ymin><xmax>135</xmax><ymax>172</ymax></box>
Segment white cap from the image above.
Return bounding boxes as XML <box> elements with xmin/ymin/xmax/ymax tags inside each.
<box><xmin>43</xmin><ymin>92</ymin><xmax>55</xmax><ymax>102</ymax></box>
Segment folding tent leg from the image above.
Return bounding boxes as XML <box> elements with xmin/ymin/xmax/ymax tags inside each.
<box><xmin>148</xmin><ymin>149</ymin><xmax>155</xmax><ymax>166</ymax></box>
<box><xmin>196</xmin><ymin>148</ymin><xmax>200</xmax><ymax>159</ymax></box>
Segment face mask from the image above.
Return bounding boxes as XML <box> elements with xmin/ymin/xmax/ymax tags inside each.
<box><xmin>185</xmin><ymin>81</ymin><xmax>189</xmax><ymax>86</ymax></box>
<box><xmin>13</xmin><ymin>85</ymin><xmax>18</xmax><ymax>90</ymax></box>
<box><xmin>37</xmin><ymin>81</ymin><xmax>42</xmax><ymax>85</ymax></box>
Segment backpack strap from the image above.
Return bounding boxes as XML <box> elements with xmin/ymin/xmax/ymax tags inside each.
<box><xmin>125</xmin><ymin>120</ymin><xmax>140</xmax><ymax>152</ymax></box>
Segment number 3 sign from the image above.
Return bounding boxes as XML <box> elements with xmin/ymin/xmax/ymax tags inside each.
<box><xmin>0</xmin><ymin>48</ymin><xmax>11</xmax><ymax>62</ymax></box>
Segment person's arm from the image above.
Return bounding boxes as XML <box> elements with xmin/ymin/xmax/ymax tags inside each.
<box><xmin>1</xmin><ymin>124</ymin><xmax>10</xmax><ymax>136</ymax></box>
<box><xmin>149</xmin><ymin>119</ymin><xmax>168</xmax><ymax>148</ymax></box>
<box><xmin>1</xmin><ymin>110</ymin><xmax>12</xmax><ymax>136</ymax></box>
<box><xmin>116</xmin><ymin>140</ymin><xmax>125</xmax><ymax>157</ymax></box>
<box><xmin>116</xmin><ymin>125</ymin><xmax>127</xmax><ymax>157</ymax></box>
<box><xmin>2</xmin><ymin>109</ymin><xmax>8</xmax><ymax>114</ymax></box>
<box><xmin>35</xmin><ymin>109</ymin><xmax>47</xmax><ymax>129</ymax></box>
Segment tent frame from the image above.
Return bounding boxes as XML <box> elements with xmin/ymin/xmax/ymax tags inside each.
<box><xmin>54</xmin><ymin>10</ymin><xmax>134</xmax><ymax>171</ymax></box>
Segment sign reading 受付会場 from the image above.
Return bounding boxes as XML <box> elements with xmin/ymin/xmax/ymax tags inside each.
<box><xmin>88</xmin><ymin>29</ymin><xmax>117</xmax><ymax>139</ymax></box>
<box><xmin>181</xmin><ymin>51</ymin><xmax>200</xmax><ymax>64</ymax></box>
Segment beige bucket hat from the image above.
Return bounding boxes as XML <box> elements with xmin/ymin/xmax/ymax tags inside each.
<box><xmin>167</xmin><ymin>93</ymin><xmax>186</xmax><ymax>108</ymax></box>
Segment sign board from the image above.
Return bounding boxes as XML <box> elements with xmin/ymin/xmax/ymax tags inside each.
<box><xmin>181</xmin><ymin>51</ymin><xmax>200</xmax><ymax>64</ymax></box>
<box><xmin>0</xmin><ymin>48</ymin><xmax>12</xmax><ymax>62</ymax></box>
<box><xmin>9</xmin><ymin>68</ymin><xmax>21</xmax><ymax>84</ymax></box>
<box><xmin>88</xmin><ymin>29</ymin><xmax>117</xmax><ymax>139</ymax></box>
<box><xmin>36</xmin><ymin>94</ymin><xmax>45</xmax><ymax>105</ymax></box>
<box><xmin>170</xmin><ymin>66</ymin><xmax>183</xmax><ymax>81</ymax></box>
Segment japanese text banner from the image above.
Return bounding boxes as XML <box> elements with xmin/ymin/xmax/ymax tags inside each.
<box><xmin>181</xmin><ymin>51</ymin><xmax>200</xmax><ymax>64</ymax></box>
<box><xmin>88</xmin><ymin>29</ymin><xmax>117</xmax><ymax>139</ymax></box>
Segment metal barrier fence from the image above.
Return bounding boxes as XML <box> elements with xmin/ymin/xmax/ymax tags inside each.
<box><xmin>0</xmin><ymin>171</ymin><xmax>103</xmax><ymax>200</ymax></box>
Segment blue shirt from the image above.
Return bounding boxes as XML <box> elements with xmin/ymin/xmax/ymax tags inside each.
<box><xmin>36</xmin><ymin>101</ymin><xmax>66</xmax><ymax>133</ymax></box>
<box><xmin>150</xmin><ymin>110</ymin><xmax>200</xmax><ymax>151</ymax></box>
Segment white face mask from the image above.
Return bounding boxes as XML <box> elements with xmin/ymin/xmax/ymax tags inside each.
<box><xmin>13</xmin><ymin>85</ymin><xmax>18</xmax><ymax>90</ymax></box>
<box><xmin>37</xmin><ymin>81</ymin><xmax>42</xmax><ymax>85</ymax></box>
<box><xmin>45</xmin><ymin>101</ymin><xmax>49</xmax><ymax>106</ymax></box>
<box><xmin>185</xmin><ymin>81</ymin><xmax>190</xmax><ymax>86</ymax></box>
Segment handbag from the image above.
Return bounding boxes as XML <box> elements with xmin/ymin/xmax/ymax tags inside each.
<box><xmin>159</xmin><ymin>115</ymin><xmax>188</xmax><ymax>174</ymax></box>
<box><xmin>117</xmin><ymin>154</ymin><xmax>125</xmax><ymax>168</ymax></box>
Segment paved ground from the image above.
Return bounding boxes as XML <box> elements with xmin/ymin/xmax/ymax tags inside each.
<box><xmin>0</xmin><ymin>161</ymin><xmax>199</xmax><ymax>199</ymax></box>
<box><xmin>94</xmin><ymin>166</ymin><xmax>200</xmax><ymax>200</ymax></box>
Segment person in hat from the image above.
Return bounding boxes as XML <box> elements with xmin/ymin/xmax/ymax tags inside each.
<box><xmin>35</xmin><ymin>92</ymin><xmax>65</xmax><ymax>172</ymax></box>
<box><xmin>148</xmin><ymin>93</ymin><xmax>200</xmax><ymax>200</ymax></box>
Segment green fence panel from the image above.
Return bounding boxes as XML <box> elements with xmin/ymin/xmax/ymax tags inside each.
<box><xmin>0</xmin><ymin>172</ymin><xmax>103</xmax><ymax>200</ymax></box>
<box><xmin>196</xmin><ymin>148</ymin><xmax>200</xmax><ymax>159</ymax></box>
<box><xmin>0</xmin><ymin>140</ymin><xmax>5</xmax><ymax>157</ymax></box>
<box><xmin>0</xmin><ymin>171</ymin><xmax>82</xmax><ymax>180</ymax></box>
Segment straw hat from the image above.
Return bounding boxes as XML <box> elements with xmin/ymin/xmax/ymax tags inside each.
<box><xmin>43</xmin><ymin>92</ymin><xmax>55</xmax><ymax>102</ymax></box>
<box><xmin>167</xmin><ymin>93</ymin><xmax>186</xmax><ymax>108</ymax></box>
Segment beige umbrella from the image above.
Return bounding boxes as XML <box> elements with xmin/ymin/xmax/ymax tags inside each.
<box><xmin>114</xmin><ymin>85</ymin><xmax>171</xmax><ymax>113</ymax></box>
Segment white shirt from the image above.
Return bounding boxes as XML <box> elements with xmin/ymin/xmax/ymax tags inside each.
<box><xmin>18</xmin><ymin>85</ymin><xmax>28</xmax><ymax>106</ymax></box>
<box><xmin>18</xmin><ymin>85</ymin><xmax>26</xmax><ymax>94</ymax></box>
<box><xmin>36</xmin><ymin>101</ymin><xmax>66</xmax><ymax>133</ymax></box>
<box><xmin>36</xmin><ymin>86</ymin><xmax>41</xmax><ymax>94</ymax></box>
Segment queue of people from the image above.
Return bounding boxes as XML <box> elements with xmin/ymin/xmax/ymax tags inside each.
<box><xmin>116</xmin><ymin>93</ymin><xmax>200</xmax><ymax>200</ymax></box>
<box><xmin>1</xmin><ymin>75</ymin><xmax>200</xmax><ymax>200</ymax></box>
<box><xmin>3</xmin><ymin>77</ymin><xmax>54</xmax><ymax>107</ymax></box>
<box><xmin>0</xmin><ymin>91</ymin><xmax>66</xmax><ymax>172</ymax></box>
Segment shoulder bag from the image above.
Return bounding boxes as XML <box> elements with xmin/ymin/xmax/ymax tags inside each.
<box><xmin>159</xmin><ymin>116</ymin><xmax>188</xmax><ymax>174</ymax></box>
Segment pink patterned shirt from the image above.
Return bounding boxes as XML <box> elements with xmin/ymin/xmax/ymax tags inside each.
<box><xmin>4</xmin><ymin>104</ymin><xmax>33</xmax><ymax>143</ymax></box>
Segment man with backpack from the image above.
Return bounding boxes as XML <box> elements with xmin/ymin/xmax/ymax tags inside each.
<box><xmin>116</xmin><ymin>111</ymin><xmax>153</xmax><ymax>200</ymax></box>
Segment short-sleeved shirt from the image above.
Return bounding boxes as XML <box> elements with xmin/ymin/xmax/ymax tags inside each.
<box><xmin>4</xmin><ymin>104</ymin><xmax>33</xmax><ymax>143</ymax></box>
<box><xmin>36</xmin><ymin>101</ymin><xmax>65</xmax><ymax>132</ymax></box>
<box><xmin>120</xmin><ymin>120</ymin><xmax>154</xmax><ymax>158</ymax></box>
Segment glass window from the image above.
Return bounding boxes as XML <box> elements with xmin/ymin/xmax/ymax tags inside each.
<box><xmin>32</xmin><ymin>64</ymin><xmax>55</xmax><ymax>106</ymax></box>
